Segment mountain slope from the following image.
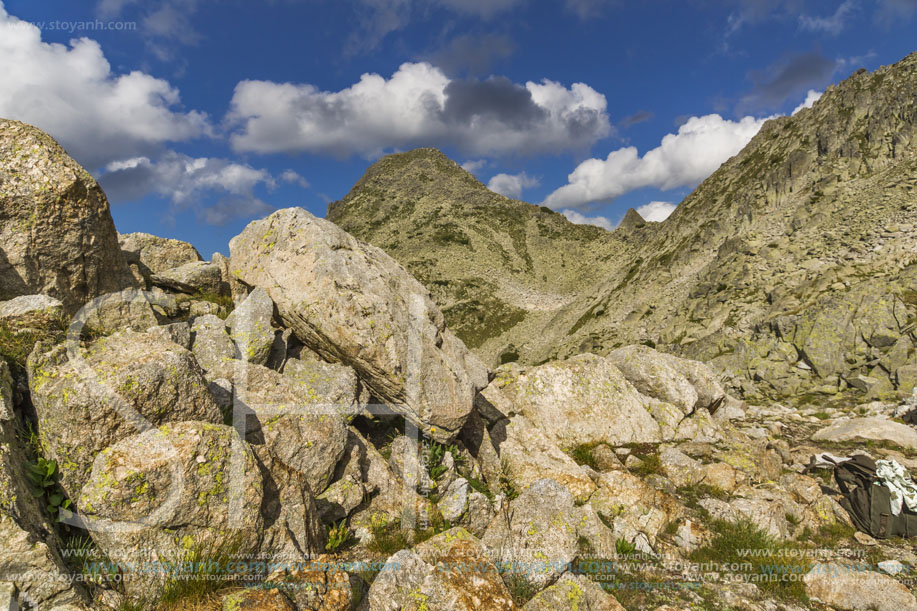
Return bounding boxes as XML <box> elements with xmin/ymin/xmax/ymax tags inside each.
<box><xmin>329</xmin><ymin>52</ymin><xmax>917</xmax><ymax>403</ymax></box>
<box><xmin>327</xmin><ymin>149</ymin><xmax>632</xmax><ymax>363</ymax></box>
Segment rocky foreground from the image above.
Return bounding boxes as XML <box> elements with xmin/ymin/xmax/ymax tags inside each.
<box><xmin>1</xmin><ymin>98</ymin><xmax>917</xmax><ymax>611</ymax></box>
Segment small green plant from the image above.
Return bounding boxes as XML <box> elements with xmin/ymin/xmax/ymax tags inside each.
<box><xmin>368</xmin><ymin>514</ymin><xmax>412</xmax><ymax>555</ymax></box>
<box><xmin>426</xmin><ymin>440</ymin><xmax>448</xmax><ymax>481</ymax></box>
<box><xmin>630</xmin><ymin>453</ymin><xmax>662</xmax><ymax>477</ymax></box>
<box><xmin>499</xmin><ymin>458</ymin><xmax>519</xmax><ymax>500</ymax></box>
<box><xmin>466</xmin><ymin>475</ymin><xmax>493</xmax><ymax>499</ymax></box>
<box><xmin>158</xmin><ymin>537</ymin><xmax>245</xmax><ymax>607</ymax></box>
<box><xmin>615</xmin><ymin>538</ymin><xmax>637</xmax><ymax>556</ymax></box>
<box><xmin>325</xmin><ymin>520</ymin><xmax>352</xmax><ymax>552</ymax></box>
<box><xmin>25</xmin><ymin>456</ymin><xmax>73</xmax><ymax>521</ymax></box>
<box><xmin>503</xmin><ymin>573</ymin><xmax>539</xmax><ymax>606</ymax></box>
<box><xmin>568</xmin><ymin>442</ymin><xmax>600</xmax><ymax>470</ymax></box>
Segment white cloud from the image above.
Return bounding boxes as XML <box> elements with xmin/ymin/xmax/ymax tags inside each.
<box><xmin>434</xmin><ymin>0</ymin><xmax>524</xmax><ymax>18</ymax></box>
<box><xmin>636</xmin><ymin>201</ymin><xmax>676</xmax><ymax>222</ymax></box>
<box><xmin>280</xmin><ymin>169</ymin><xmax>310</xmax><ymax>188</ymax></box>
<box><xmin>543</xmin><ymin>114</ymin><xmax>768</xmax><ymax>209</ymax></box>
<box><xmin>461</xmin><ymin>159</ymin><xmax>488</xmax><ymax>173</ymax></box>
<box><xmin>487</xmin><ymin>172</ymin><xmax>539</xmax><ymax>198</ymax></box>
<box><xmin>0</xmin><ymin>3</ymin><xmax>210</xmax><ymax>169</ymax></box>
<box><xmin>227</xmin><ymin>62</ymin><xmax>610</xmax><ymax>158</ymax></box>
<box><xmin>560</xmin><ymin>209</ymin><xmax>614</xmax><ymax>231</ymax></box>
<box><xmin>799</xmin><ymin>0</ymin><xmax>857</xmax><ymax>35</ymax></box>
<box><xmin>98</xmin><ymin>152</ymin><xmax>289</xmax><ymax>224</ymax></box>
<box><xmin>792</xmin><ymin>89</ymin><xmax>822</xmax><ymax>114</ymax></box>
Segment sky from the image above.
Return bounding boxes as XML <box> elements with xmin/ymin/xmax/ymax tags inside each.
<box><xmin>1</xmin><ymin>0</ymin><xmax>915</xmax><ymax>257</ymax></box>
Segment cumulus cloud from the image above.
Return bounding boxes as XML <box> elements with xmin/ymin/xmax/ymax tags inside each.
<box><xmin>792</xmin><ymin>89</ymin><xmax>822</xmax><ymax>114</ymax></box>
<box><xmin>461</xmin><ymin>159</ymin><xmax>488</xmax><ymax>173</ymax></box>
<box><xmin>0</xmin><ymin>4</ymin><xmax>210</xmax><ymax>169</ymax></box>
<box><xmin>227</xmin><ymin>62</ymin><xmax>610</xmax><ymax>158</ymax></box>
<box><xmin>636</xmin><ymin>201</ymin><xmax>676</xmax><ymax>222</ymax></box>
<box><xmin>799</xmin><ymin>0</ymin><xmax>857</xmax><ymax>35</ymax></box>
<box><xmin>737</xmin><ymin>52</ymin><xmax>837</xmax><ymax>113</ymax></box>
<box><xmin>487</xmin><ymin>172</ymin><xmax>539</xmax><ymax>198</ymax></box>
<box><xmin>560</xmin><ymin>209</ymin><xmax>614</xmax><ymax>231</ymax></box>
<box><xmin>98</xmin><ymin>152</ymin><xmax>292</xmax><ymax>224</ymax></box>
<box><xmin>543</xmin><ymin>114</ymin><xmax>768</xmax><ymax>210</ymax></box>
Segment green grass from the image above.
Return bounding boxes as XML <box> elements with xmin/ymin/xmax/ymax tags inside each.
<box><xmin>630</xmin><ymin>453</ymin><xmax>662</xmax><ymax>477</ymax></box>
<box><xmin>0</xmin><ymin>315</ymin><xmax>67</xmax><ymax>372</ymax></box>
<box><xmin>568</xmin><ymin>442</ymin><xmax>602</xmax><ymax>470</ymax></box>
<box><xmin>503</xmin><ymin>573</ymin><xmax>539</xmax><ymax>606</ymax></box>
<box><xmin>689</xmin><ymin>518</ymin><xmax>811</xmax><ymax>603</ymax></box>
<box><xmin>325</xmin><ymin>520</ymin><xmax>353</xmax><ymax>552</ymax></box>
<box><xmin>367</xmin><ymin>514</ymin><xmax>412</xmax><ymax>556</ymax></box>
<box><xmin>158</xmin><ymin>538</ymin><xmax>246</xmax><ymax>607</ymax></box>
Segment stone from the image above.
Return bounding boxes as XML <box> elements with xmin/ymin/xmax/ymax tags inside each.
<box><xmin>0</xmin><ymin>295</ymin><xmax>63</xmax><ymax>328</ymax></box>
<box><xmin>589</xmin><ymin>470</ymin><xmax>682</xmax><ymax>547</ymax></box>
<box><xmin>607</xmin><ymin>345</ymin><xmax>698</xmax><ymax>414</ymax></box>
<box><xmin>387</xmin><ymin>435</ymin><xmax>435</xmax><ymax>493</ymax></box>
<box><xmin>152</xmin><ymin>261</ymin><xmax>226</xmax><ymax>295</ymax></box>
<box><xmin>804</xmin><ymin>562</ymin><xmax>917</xmax><ymax>611</ymax></box>
<box><xmin>315</xmin><ymin>431</ymin><xmax>370</xmax><ymax>523</ymax></box>
<box><xmin>251</xmin><ymin>445</ymin><xmax>326</xmax><ymax>564</ymax></box>
<box><xmin>191</xmin><ymin>314</ymin><xmax>236</xmax><ymax>374</ymax></box>
<box><xmin>812</xmin><ymin>417</ymin><xmax>917</xmax><ymax>450</ymax></box>
<box><xmin>229</xmin><ymin>208</ymin><xmax>488</xmax><ymax>442</ymax></box>
<box><xmin>119</xmin><ymin>232</ymin><xmax>202</xmax><ymax>277</ymax></box>
<box><xmin>282</xmin><ymin>357</ymin><xmax>367</xmax><ymax>413</ymax></box>
<box><xmin>368</xmin><ymin>528</ymin><xmax>515</xmax><ymax>611</ymax></box>
<box><xmin>0</xmin><ymin>120</ymin><xmax>134</xmax><ymax>313</ymax></box>
<box><xmin>897</xmin><ymin>364</ymin><xmax>917</xmax><ymax>394</ymax></box>
<box><xmin>439</xmin><ymin>477</ymin><xmax>470</xmax><ymax>523</ymax></box>
<box><xmin>491</xmin><ymin>415</ymin><xmax>596</xmax><ymax>502</ymax></box>
<box><xmin>267</xmin><ymin>555</ymin><xmax>352</xmax><ymax>610</ymax></box>
<box><xmin>878</xmin><ymin>559</ymin><xmax>906</xmax><ymax>575</ymax></box>
<box><xmin>233</xmin><ymin>363</ymin><xmax>349</xmax><ymax>495</ymax></box>
<box><xmin>221</xmin><ymin>588</ymin><xmax>296</xmax><ymax>610</ymax></box>
<box><xmin>79</xmin><ymin>422</ymin><xmax>264</xmax><ymax>598</ymax></box>
<box><xmin>482</xmin><ymin>354</ymin><xmax>661</xmax><ymax>447</ymax></box>
<box><xmin>72</xmin><ymin>287</ymin><xmax>158</xmax><ymax>334</ymax></box>
<box><xmin>27</xmin><ymin>330</ymin><xmax>223</xmax><ymax>499</ymax></box>
<box><xmin>225</xmin><ymin>287</ymin><xmax>275</xmax><ymax>365</ymax></box>
<box><xmin>523</xmin><ymin>573</ymin><xmax>626</xmax><ymax>610</ymax></box>
<box><xmin>853</xmin><ymin>531</ymin><xmax>877</xmax><ymax>546</ymax></box>
<box><xmin>146</xmin><ymin>321</ymin><xmax>192</xmax><ymax>350</ymax></box>
<box><xmin>658</xmin><ymin>447</ymin><xmax>705</xmax><ymax>488</ymax></box>
<box><xmin>481</xmin><ymin>479</ymin><xmax>580</xmax><ymax>587</ymax></box>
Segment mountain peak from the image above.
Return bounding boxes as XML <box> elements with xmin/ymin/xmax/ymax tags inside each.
<box><xmin>617</xmin><ymin>208</ymin><xmax>646</xmax><ymax>232</ymax></box>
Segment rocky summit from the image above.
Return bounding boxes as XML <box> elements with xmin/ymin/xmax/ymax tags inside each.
<box><xmin>1</xmin><ymin>54</ymin><xmax>917</xmax><ymax>611</ymax></box>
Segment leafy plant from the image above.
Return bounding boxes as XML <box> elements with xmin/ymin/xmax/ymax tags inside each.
<box><xmin>615</xmin><ymin>538</ymin><xmax>637</xmax><ymax>556</ymax></box>
<box><xmin>503</xmin><ymin>573</ymin><xmax>539</xmax><ymax>606</ymax></box>
<box><xmin>368</xmin><ymin>514</ymin><xmax>412</xmax><ymax>555</ymax></box>
<box><xmin>568</xmin><ymin>442</ymin><xmax>600</xmax><ymax>470</ymax></box>
<box><xmin>26</xmin><ymin>456</ymin><xmax>73</xmax><ymax>521</ymax></box>
<box><xmin>325</xmin><ymin>520</ymin><xmax>352</xmax><ymax>552</ymax></box>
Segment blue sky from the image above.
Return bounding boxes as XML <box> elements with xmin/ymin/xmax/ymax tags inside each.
<box><xmin>1</xmin><ymin>0</ymin><xmax>914</xmax><ymax>256</ymax></box>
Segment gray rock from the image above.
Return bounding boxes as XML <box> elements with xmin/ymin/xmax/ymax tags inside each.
<box><xmin>523</xmin><ymin>573</ymin><xmax>625</xmax><ymax>610</ymax></box>
<box><xmin>316</xmin><ymin>431</ymin><xmax>370</xmax><ymax>523</ymax></box>
<box><xmin>79</xmin><ymin>422</ymin><xmax>264</xmax><ymax>599</ymax></box>
<box><xmin>607</xmin><ymin>345</ymin><xmax>699</xmax><ymax>414</ymax></box>
<box><xmin>229</xmin><ymin>208</ymin><xmax>489</xmax><ymax>442</ymax></box>
<box><xmin>233</xmin><ymin>363</ymin><xmax>349</xmax><ymax>494</ymax></box>
<box><xmin>191</xmin><ymin>314</ymin><xmax>236</xmax><ymax>374</ymax></box>
<box><xmin>804</xmin><ymin>562</ymin><xmax>917</xmax><ymax>610</ymax></box>
<box><xmin>438</xmin><ymin>477</ymin><xmax>470</xmax><ymax>523</ymax></box>
<box><xmin>812</xmin><ymin>417</ymin><xmax>917</xmax><ymax>450</ymax></box>
<box><xmin>225</xmin><ymin>288</ymin><xmax>275</xmax><ymax>365</ymax></box>
<box><xmin>146</xmin><ymin>321</ymin><xmax>192</xmax><ymax>350</ymax></box>
<box><xmin>152</xmin><ymin>261</ymin><xmax>226</xmax><ymax>295</ymax></box>
<box><xmin>481</xmin><ymin>479</ymin><xmax>580</xmax><ymax>587</ymax></box>
<box><xmin>0</xmin><ymin>295</ymin><xmax>63</xmax><ymax>328</ymax></box>
<box><xmin>282</xmin><ymin>357</ymin><xmax>367</xmax><ymax>411</ymax></box>
<box><xmin>482</xmin><ymin>354</ymin><xmax>662</xmax><ymax>448</ymax></box>
<box><xmin>0</xmin><ymin>120</ymin><xmax>134</xmax><ymax>313</ymax></box>
<box><xmin>119</xmin><ymin>232</ymin><xmax>202</xmax><ymax>274</ymax></box>
<box><xmin>387</xmin><ymin>435</ymin><xmax>435</xmax><ymax>493</ymax></box>
<box><xmin>368</xmin><ymin>528</ymin><xmax>515</xmax><ymax>611</ymax></box>
<box><xmin>27</xmin><ymin>330</ymin><xmax>223</xmax><ymax>499</ymax></box>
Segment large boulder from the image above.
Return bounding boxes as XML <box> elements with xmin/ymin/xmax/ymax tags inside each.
<box><xmin>151</xmin><ymin>261</ymin><xmax>226</xmax><ymax>295</ymax></box>
<box><xmin>0</xmin><ymin>119</ymin><xmax>134</xmax><ymax>312</ymax></box>
<box><xmin>368</xmin><ymin>527</ymin><xmax>515</xmax><ymax>611</ymax></box>
<box><xmin>0</xmin><ymin>294</ymin><xmax>63</xmax><ymax>328</ymax></box>
<box><xmin>27</xmin><ymin>330</ymin><xmax>223</xmax><ymax>498</ymax></box>
<box><xmin>482</xmin><ymin>355</ymin><xmax>661</xmax><ymax>448</ymax></box>
<box><xmin>79</xmin><ymin>421</ymin><xmax>264</xmax><ymax>598</ymax></box>
<box><xmin>229</xmin><ymin>208</ymin><xmax>488</xmax><ymax>442</ymax></box>
<box><xmin>225</xmin><ymin>287</ymin><xmax>275</xmax><ymax>365</ymax></box>
<box><xmin>481</xmin><ymin>478</ymin><xmax>581</xmax><ymax>587</ymax></box>
<box><xmin>118</xmin><ymin>232</ymin><xmax>202</xmax><ymax>276</ymax></box>
<box><xmin>812</xmin><ymin>417</ymin><xmax>917</xmax><ymax>450</ymax></box>
<box><xmin>232</xmin><ymin>362</ymin><xmax>350</xmax><ymax>494</ymax></box>
<box><xmin>803</xmin><ymin>562</ymin><xmax>917</xmax><ymax>610</ymax></box>
<box><xmin>523</xmin><ymin>574</ymin><xmax>625</xmax><ymax>610</ymax></box>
